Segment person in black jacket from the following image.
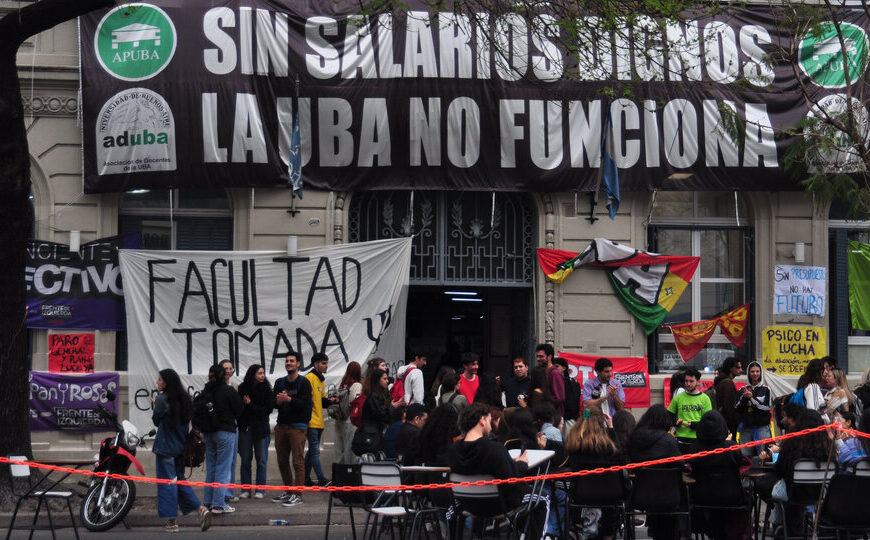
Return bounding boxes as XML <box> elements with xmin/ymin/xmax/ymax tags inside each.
<box><xmin>202</xmin><ymin>364</ymin><xmax>243</xmax><ymax>514</ymax></box>
<box><xmin>354</xmin><ymin>369</ymin><xmax>401</xmax><ymax>456</ymax></box>
<box><xmin>448</xmin><ymin>402</ymin><xmax>546</xmax><ymax>538</ymax></box>
<box><xmin>688</xmin><ymin>411</ymin><xmax>751</xmax><ymax>540</ymax></box>
<box><xmin>237</xmin><ymin>364</ymin><xmax>273</xmax><ymax>499</ymax></box>
<box><xmin>503</xmin><ymin>357</ymin><xmax>530</xmax><ymax>408</ymax></box>
<box><xmin>271</xmin><ymin>352</ymin><xmax>312</xmax><ymax>507</ymax></box>
<box><xmin>626</xmin><ymin>404</ymin><xmax>681</xmax><ymax>540</ymax></box>
<box><xmin>395</xmin><ymin>403</ymin><xmax>427</xmax><ymax>465</ymax></box>
<box><xmin>735</xmin><ymin>361</ymin><xmax>772</xmax><ymax>456</ymax></box>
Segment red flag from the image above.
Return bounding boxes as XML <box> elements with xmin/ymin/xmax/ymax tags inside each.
<box><xmin>718</xmin><ymin>303</ymin><xmax>750</xmax><ymax>347</ymax></box>
<box><xmin>669</xmin><ymin>319</ymin><xmax>718</xmax><ymax>361</ymax></box>
<box><xmin>559</xmin><ymin>352</ymin><xmax>650</xmax><ymax>408</ymax></box>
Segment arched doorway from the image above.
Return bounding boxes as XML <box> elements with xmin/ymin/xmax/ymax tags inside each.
<box><xmin>349</xmin><ymin>191</ymin><xmax>536</xmax><ymax>379</ymax></box>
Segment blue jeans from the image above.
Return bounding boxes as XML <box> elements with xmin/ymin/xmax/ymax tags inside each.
<box><xmin>238</xmin><ymin>429</ymin><xmax>270</xmax><ymax>493</ymax></box>
<box><xmin>203</xmin><ymin>430</ymin><xmax>235</xmax><ymax>508</ymax></box>
<box><xmin>304</xmin><ymin>427</ymin><xmax>325</xmax><ymax>482</ymax></box>
<box><xmin>227</xmin><ymin>428</ymin><xmax>238</xmax><ymax>497</ymax></box>
<box><xmin>739</xmin><ymin>424</ymin><xmax>772</xmax><ymax>456</ymax></box>
<box><xmin>155</xmin><ymin>454</ymin><xmax>201</xmax><ymax>519</ymax></box>
<box><xmin>544</xmin><ymin>485</ymin><xmax>566</xmax><ymax>535</ymax></box>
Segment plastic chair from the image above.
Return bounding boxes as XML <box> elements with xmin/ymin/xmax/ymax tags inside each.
<box><xmin>360</xmin><ymin>462</ymin><xmax>410</xmax><ymax>540</ymax></box>
<box><xmin>5</xmin><ymin>455</ymin><xmax>80</xmax><ymax>540</ymax></box>
<box><xmin>626</xmin><ymin>467</ymin><xmax>691</xmax><ymax>540</ymax></box>
<box><xmin>449</xmin><ymin>473</ymin><xmax>511</xmax><ymax>539</ymax></box>
<box><xmin>817</xmin><ymin>472</ymin><xmax>870</xmax><ymax>538</ymax></box>
<box><xmin>854</xmin><ymin>458</ymin><xmax>870</xmax><ymax>477</ymax></box>
<box><xmin>324</xmin><ymin>463</ymin><xmax>377</xmax><ymax>540</ymax></box>
<box><xmin>761</xmin><ymin>459</ymin><xmax>834</xmax><ymax>540</ymax></box>
<box><xmin>689</xmin><ymin>469</ymin><xmax>752</xmax><ymax>540</ymax></box>
<box><xmin>564</xmin><ymin>469</ymin><xmax>629</xmax><ymax>539</ymax></box>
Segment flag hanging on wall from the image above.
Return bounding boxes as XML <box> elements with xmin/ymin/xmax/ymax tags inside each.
<box><xmin>848</xmin><ymin>240</ymin><xmax>870</xmax><ymax>330</ymax></box>
<box><xmin>668</xmin><ymin>303</ymin><xmax>751</xmax><ymax>361</ymax></box>
<box><xmin>537</xmin><ymin>239</ymin><xmax>700</xmax><ymax>334</ymax></box>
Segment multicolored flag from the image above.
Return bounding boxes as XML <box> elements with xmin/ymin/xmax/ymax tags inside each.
<box><xmin>537</xmin><ymin>239</ymin><xmax>700</xmax><ymax>334</ymax></box>
<box><xmin>287</xmin><ymin>101</ymin><xmax>303</xmax><ymax>199</ymax></box>
<box><xmin>848</xmin><ymin>240</ymin><xmax>870</xmax><ymax>330</ymax></box>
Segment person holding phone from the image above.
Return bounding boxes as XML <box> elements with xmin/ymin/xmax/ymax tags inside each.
<box><xmin>582</xmin><ymin>357</ymin><xmax>626</xmax><ymax>416</ymax></box>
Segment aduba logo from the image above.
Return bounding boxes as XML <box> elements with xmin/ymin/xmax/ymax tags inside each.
<box><xmin>799</xmin><ymin>22</ymin><xmax>869</xmax><ymax>89</ymax></box>
<box><xmin>96</xmin><ymin>88</ymin><xmax>177</xmax><ymax>175</ymax></box>
<box><xmin>94</xmin><ymin>3</ymin><xmax>176</xmax><ymax>81</ymax></box>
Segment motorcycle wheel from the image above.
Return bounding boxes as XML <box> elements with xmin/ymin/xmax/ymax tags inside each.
<box><xmin>80</xmin><ymin>478</ymin><xmax>136</xmax><ymax>531</ymax></box>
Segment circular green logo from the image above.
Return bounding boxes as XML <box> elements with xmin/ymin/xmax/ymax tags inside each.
<box><xmin>94</xmin><ymin>3</ymin><xmax>176</xmax><ymax>81</ymax></box>
<box><xmin>799</xmin><ymin>22</ymin><xmax>869</xmax><ymax>88</ymax></box>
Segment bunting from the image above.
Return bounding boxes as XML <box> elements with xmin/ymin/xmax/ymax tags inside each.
<box><xmin>668</xmin><ymin>303</ymin><xmax>751</xmax><ymax>361</ymax></box>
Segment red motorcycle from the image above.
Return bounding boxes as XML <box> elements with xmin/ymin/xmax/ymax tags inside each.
<box><xmin>79</xmin><ymin>391</ymin><xmax>147</xmax><ymax>531</ymax></box>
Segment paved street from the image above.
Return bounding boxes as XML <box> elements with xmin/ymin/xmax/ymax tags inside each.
<box><xmin>6</xmin><ymin>525</ymin><xmax>357</xmax><ymax>539</ymax></box>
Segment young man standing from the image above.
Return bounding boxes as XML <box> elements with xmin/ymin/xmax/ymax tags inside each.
<box><xmin>535</xmin><ymin>343</ymin><xmax>565</xmax><ymax>417</ymax></box>
<box><xmin>713</xmin><ymin>357</ymin><xmax>743</xmax><ymax>436</ymax></box>
<box><xmin>396</xmin><ymin>352</ymin><xmax>427</xmax><ymax>405</ymax></box>
<box><xmin>304</xmin><ymin>352</ymin><xmax>334</xmax><ymax>487</ymax></box>
<box><xmin>272</xmin><ymin>352</ymin><xmax>312</xmax><ymax>507</ymax></box>
<box><xmin>504</xmin><ymin>356</ymin><xmax>531</xmax><ymax>408</ymax></box>
<box><xmin>458</xmin><ymin>352</ymin><xmax>480</xmax><ymax>404</ymax></box>
<box><xmin>667</xmin><ymin>367</ymin><xmax>712</xmax><ymax>442</ymax></box>
<box><xmin>582</xmin><ymin>357</ymin><xmax>625</xmax><ymax>416</ymax></box>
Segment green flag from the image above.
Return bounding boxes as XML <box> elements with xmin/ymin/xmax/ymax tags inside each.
<box><xmin>848</xmin><ymin>240</ymin><xmax>870</xmax><ymax>330</ymax></box>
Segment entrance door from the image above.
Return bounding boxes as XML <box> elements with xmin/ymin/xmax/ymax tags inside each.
<box><xmin>349</xmin><ymin>191</ymin><xmax>536</xmax><ymax>381</ymax></box>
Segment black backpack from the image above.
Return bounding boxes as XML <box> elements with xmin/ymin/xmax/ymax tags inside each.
<box><xmin>192</xmin><ymin>388</ymin><xmax>219</xmax><ymax>434</ymax></box>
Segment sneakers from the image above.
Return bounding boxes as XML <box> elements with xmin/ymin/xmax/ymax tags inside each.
<box><xmin>210</xmin><ymin>505</ymin><xmax>235</xmax><ymax>515</ymax></box>
<box><xmin>281</xmin><ymin>494</ymin><xmax>304</xmax><ymax>507</ymax></box>
<box><xmin>225</xmin><ymin>495</ymin><xmax>239</xmax><ymax>503</ymax></box>
<box><xmin>199</xmin><ymin>507</ymin><xmax>212</xmax><ymax>532</ymax></box>
<box><xmin>164</xmin><ymin>521</ymin><xmax>179</xmax><ymax>533</ymax></box>
<box><xmin>239</xmin><ymin>492</ymin><xmax>251</xmax><ymax>499</ymax></box>
<box><xmin>318</xmin><ymin>478</ymin><xmax>332</xmax><ymax>487</ymax></box>
<box><xmin>272</xmin><ymin>493</ymin><xmax>291</xmax><ymax>503</ymax></box>
<box><xmin>253</xmin><ymin>492</ymin><xmax>264</xmax><ymax>499</ymax></box>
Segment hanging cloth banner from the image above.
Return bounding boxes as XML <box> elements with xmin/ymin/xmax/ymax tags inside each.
<box><xmin>25</xmin><ymin>234</ymin><xmax>141</xmax><ymax>330</ymax></box>
<box><xmin>559</xmin><ymin>352</ymin><xmax>650</xmax><ymax>408</ymax></box>
<box><xmin>538</xmin><ymin>239</ymin><xmax>700</xmax><ymax>334</ymax></box>
<box><xmin>848</xmin><ymin>240</ymin><xmax>870</xmax><ymax>330</ymax></box>
<box><xmin>668</xmin><ymin>303</ymin><xmax>751</xmax><ymax>361</ymax></box>
<box><xmin>119</xmin><ymin>237</ymin><xmax>411</xmax><ymax>428</ymax></box>
<box><xmin>78</xmin><ymin>2</ymin><xmax>870</xmax><ymax>193</ymax></box>
<box><xmin>29</xmin><ymin>371</ymin><xmax>119</xmax><ymax>432</ymax></box>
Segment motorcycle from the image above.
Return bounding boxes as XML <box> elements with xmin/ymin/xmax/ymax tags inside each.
<box><xmin>79</xmin><ymin>391</ymin><xmax>148</xmax><ymax>532</ymax></box>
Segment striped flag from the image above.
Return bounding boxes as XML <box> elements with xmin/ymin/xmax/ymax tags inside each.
<box><xmin>537</xmin><ymin>239</ymin><xmax>700</xmax><ymax>334</ymax></box>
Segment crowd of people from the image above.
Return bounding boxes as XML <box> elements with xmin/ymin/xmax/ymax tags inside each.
<box><xmin>147</xmin><ymin>348</ymin><xmax>870</xmax><ymax>538</ymax></box>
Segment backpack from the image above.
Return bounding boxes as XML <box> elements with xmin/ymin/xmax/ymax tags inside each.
<box><xmin>563</xmin><ymin>378</ymin><xmax>582</xmax><ymax>421</ymax></box>
<box><xmin>390</xmin><ymin>366</ymin><xmax>416</xmax><ymax>403</ymax></box>
<box><xmin>789</xmin><ymin>388</ymin><xmax>806</xmax><ymax>406</ymax></box>
<box><xmin>191</xmin><ymin>388</ymin><xmax>220</xmax><ymax>434</ymax></box>
<box><xmin>704</xmin><ymin>385</ymin><xmax>718</xmax><ymax>411</ymax></box>
<box><xmin>444</xmin><ymin>392</ymin><xmax>462</xmax><ymax>412</ymax></box>
<box><xmin>349</xmin><ymin>393</ymin><xmax>367</xmax><ymax>427</ymax></box>
<box><xmin>180</xmin><ymin>427</ymin><xmax>205</xmax><ymax>468</ymax></box>
<box><xmin>328</xmin><ymin>387</ymin><xmax>351</xmax><ymax>421</ymax></box>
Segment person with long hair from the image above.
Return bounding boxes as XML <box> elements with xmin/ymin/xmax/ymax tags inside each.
<box><xmin>353</xmin><ymin>368</ymin><xmax>400</xmax><ymax>455</ymax></box>
<box><xmin>735</xmin><ymin>361</ymin><xmax>772</xmax><ymax>456</ymax></box>
<box><xmin>626</xmin><ymin>405</ymin><xmax>681</xmax><ymax>540</ymax></box>
<box><xmin>838</xmin><ymin>409</ymin><xmax>870</xmax><ymax>471</ymax></box>
<box><xmin>152</xmin><ymin>368</ymin><xmax>210</xmax><ymax>532</ymax></box>
<box><xmin>334</xmin><ymin>361</ymin><xmax>362</xmax><ymax>464</ymax></box>
<box><xmin>769</xmin><ymin>410</ymin><xmax>832</xmax><ymax>531</ymax></box>
<box><xmin>473</xmin><ymin>372</ymin><xmax>504</xmax><ymax>410</ymax></box>
<box><xmin>824</xmin><ymin>367</ymin><xmax>855</xmax><ymax>414</ymax></box>
<box><xmin>418</xmin><ymin>404</ymin><xmax>460</xmax><ymax>465</ymax></box>
<box><xmin>430</xmin><ymin>365</ymin><xmax>455</xmax><ymax>406</ymax></box>
<box><xmin>611</xmin><ymin>409</ymin><xmax>637</xmax><ymax>454</ymax></box>
<box><xmin>565</xmin><ymin>413</ymin><xmax>623</xmax><ymax>540</ymax></box>
<box><xmin>795</xmin><ymin>358</ymin><xmax>827</xmax><ymax>413</ymax></box>
<box><xmin>236</xmin><ymin>364</ymin><xmax>272</xmax><ymax>499</ymax></box>
<box><xmin>201</xmin><ymin>364</ymin><xmax>243</xmax><ymax>514</ymax></box>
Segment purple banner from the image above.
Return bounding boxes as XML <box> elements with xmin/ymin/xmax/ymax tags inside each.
<box><xmin>29</xmin><ymin>371</ymin><xmax>119</xmax><ymax>432</ymax></box>
<box><xmin>25</xmin><ymin>234</ymin><xmax>140</xmax><ymax>330</ymax></box>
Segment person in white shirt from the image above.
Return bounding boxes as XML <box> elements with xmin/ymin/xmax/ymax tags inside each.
<box><xmin>395</xmin><ymin>352</ymin><xmax>427</xmax><ymax>406</ymax></box>
<box><xmin>797</xmin><ymin>358</ymin><xmax>828</xmax><ymax>418</ymax></box>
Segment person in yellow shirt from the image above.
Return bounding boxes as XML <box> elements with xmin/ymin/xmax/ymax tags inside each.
<box><xmin>304</xmin><ymin>353</ymin><xmax>335</xmax><ymax>486</ymax></box>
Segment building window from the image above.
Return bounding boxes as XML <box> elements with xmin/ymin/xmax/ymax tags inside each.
<box><xmin>648</xmin><ymin>192</ymin><xmax>752</xmax><ymax>373</ymax></box>
<box><xmin>829</xmin><ymin>202</ymin><xmax>870</xmax><ymax>373</ymax></box>
<box><xmin>349</xmin><ymin>191</ymin><xmax>535</xmax><ymax>286</ymax></box>
<box><xmin>116</xmin><ymin>188</ymin><xmax>233</xmax><ymax>369</ymax></box>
